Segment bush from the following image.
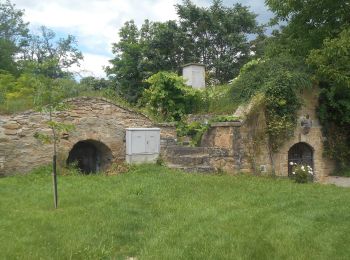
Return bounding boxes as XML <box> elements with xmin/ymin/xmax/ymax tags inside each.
<box><xmin>141</xmin><ymin>71</ymin><xmax>200</xmax><ymax>121</ymax></box>
<box><xmin>289</xmin><ymin>162</ymin><xmax>314</xmax><ymax>183</ymax></box>
<box><xmin>176</xmin><ymin>121</ymin><xmax>209</xmax><ymax>146</ymax></box>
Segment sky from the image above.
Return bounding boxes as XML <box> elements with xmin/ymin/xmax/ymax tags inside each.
<box><xmin>11</xmin><ymin>0</ymin><xmax>272</xmax><ymax>78</ymax></box>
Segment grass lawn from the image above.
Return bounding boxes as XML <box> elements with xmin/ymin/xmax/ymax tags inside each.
<box><xmin>1</xmin><ymin>165</ymin><xmax>350</xmax><ymax>259</ymax></box>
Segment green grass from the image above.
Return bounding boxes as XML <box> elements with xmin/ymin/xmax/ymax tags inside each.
<box><xmin>1</xmin><ymin>165</ymin><xmax>350</xmax><ymax>259</ymax></box>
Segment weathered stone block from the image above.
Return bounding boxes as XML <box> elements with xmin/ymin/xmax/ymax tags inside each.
<box><xmin>4</xmin><ymin>129</ymin><xmax>17</xmax><ymax>135</ymax></box>
<box><xmin>3</xmin><ymin>122</ymin><xmax>21</xmax><ymax>130</ymax></box>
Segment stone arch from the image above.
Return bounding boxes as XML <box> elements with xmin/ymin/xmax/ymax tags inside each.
<box><xmin>288</xmin><ymin>142</ymin><xmax>314</xmax><ymax>176</ymax></box>
<box><xmin>66</xmin><ymin>139</ymin><xmax>113</xmax><ymax>174</ymax></box>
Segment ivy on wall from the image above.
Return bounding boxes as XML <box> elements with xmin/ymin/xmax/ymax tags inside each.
<box><xmin>231</xmin><ymin>55</ymin><xmax>312</xmax><ymax>152</ymax></box>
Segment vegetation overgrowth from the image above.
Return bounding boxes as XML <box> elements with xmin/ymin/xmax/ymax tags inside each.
<box><xmin>1</xmin><ymin>165</ymin><xmax>350</xmax><ymax>259</ymax></box>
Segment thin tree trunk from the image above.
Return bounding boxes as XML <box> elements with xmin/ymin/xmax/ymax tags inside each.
<box><xmin>50</xmin><ymin>108</ymin><xmax>58</xmax><ymax>209</ymax></box>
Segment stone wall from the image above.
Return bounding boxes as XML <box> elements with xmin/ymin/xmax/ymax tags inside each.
<box><xmin>270</xmin><ymin>88</ymin><xmax>335</xmax><ymax>180</ymax></box>
<box><xmin>200</xmin><ymin>87</ymin><xmax>335</xmax><ymax>179</ymax></box>
<box><xmin>1</xmin><ymin>88</ymin><xmax>335</xmax><ymax>179</ymax></box>
<box><xmin>0</xmin><ymin>97</ymin><xmax>176</xmax><ymax>176</ymax></box>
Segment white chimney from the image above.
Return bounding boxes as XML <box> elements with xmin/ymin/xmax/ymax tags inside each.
<box><xmin>182</xmin><ymin>63</ymin><xmax>205</xmax><ymax>89</ymax></box>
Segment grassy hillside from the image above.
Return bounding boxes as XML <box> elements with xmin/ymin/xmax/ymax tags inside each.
<box><xmin>1</xmin><ymin>165</ymin><xmax>350</xmax><ymax>259</ymax></box>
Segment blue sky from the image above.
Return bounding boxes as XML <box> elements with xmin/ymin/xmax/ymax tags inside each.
<box><xmin>11</xmin><ymin>0</ymin><xmax>272</xmax><ymax>77</ymax></box>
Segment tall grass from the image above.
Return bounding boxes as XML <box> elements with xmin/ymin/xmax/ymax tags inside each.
<box><xmin>0</xmin><ymin>86</ymin><xmax>134</xmax><ymax>115</ymax></box>
<box><xmin>194</xmin><ymin>84</ymin><xmax>243</xmax><ymax>115</ymax></box>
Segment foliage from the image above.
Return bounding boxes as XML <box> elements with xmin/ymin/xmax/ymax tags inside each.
<box><xmin>0</xmin><ymin>0</ymin><xmax>29</xmax><ymax>74</ymax></box>
<box><xmin>289</xmin><ymin>162</ymin><xmax>314</xmax><ymax>183</ymax></box>
<box><xmin>266</xmin><ymin>1</ymin><xmax>350</xmax><ymax>172</ymax></box>
<box><xmin>175</xmin><ymin>0</ymin><xmax>260</xmax><ymax>83</ymax></box>
<box><xmin>0</xmin><ymin>2</ymin><xmax>82</xmax><ymax>78</ymax></box>
<box><xmin>265</xmin><ymin>0</ymin><xmax>350</xmax><ymax>57</ymax></box>
<box><xmin>264</xmin><ymin>72</ymin><xmax>303</xmax><ymax>151</ymax></box>
<box><xmin>2</xmin><ymin>165</ymin><xmax>350</xmax><ymax>259</ymax></box>
<box><xmin>21</xmin><ymin>26</ymin><xmax>83</xmax><ymax>78</ymax></box>
<box><xmin>80</xmin><ymin>76</ymin><xmax>111</xmax><ymax>90</ymax></box>
<box><xmin>107</xmin><ymin>0</ymin><xmax>261</xmax><ymax>102</ymax></box>
<box><xmin>307</xmin><ymin>28</ymin><xmax>350</xmax><ymax>89</ymax></box>
<box><xmin>176</xmin><ymin>121</ymin><xmax>209</xmax><ymax>146</ymax></box>
<box><xmin>316</xmin><ymin>83</ymin><xmax>350</xmax><ymax>168</ymax></box>
<box><xmin>141</xmin><ymin>71</ymin><xmax>200</xmax><ymax>121</ymax></box>
<box><xmin>0</xmin><ymin>72</ymin><xmax>87</xmax><ymax>113</ymax></box>
<box><xmin>306</xmin><ymin>28</ymin><xmax>350</xmax><ymax>169</ymax></box>
<box><xmin>232</xmin><ymin>55</ymin><xmax>312</xmax><ymax>101</ymax></box>
<box><xmin>196</xmin><ymin>84</ymin><xmax>241</xmax><ymax>114</ymax></box>
<box><xmin>106</xmin><ymin>20</ymin><xmax>147</xmax><ymax>103</ymax></box>
<box><xmin>175</xmin><ymin>114</ymin><xmax>241</xmax><ymax>147</ymax></box>
<box><xmin>232</xmin><ymin>55</ymin><xmax>311</xmax><ymax>151</ymax></box>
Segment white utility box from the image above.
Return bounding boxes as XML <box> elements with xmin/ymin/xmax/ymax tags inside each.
<box><xmin>125</xmin><ymin>128</ymin><xmax>160</xmax><ymax>164</ymax></box>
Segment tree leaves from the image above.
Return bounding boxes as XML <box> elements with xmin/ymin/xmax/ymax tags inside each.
<box><xmin>107</xmin><ymin>0</ymin><xmax>261</xmax><ymax>102</ymax></box>
<box><xmin>141</xmin><ymin>71</ymin><xmax>199</xmax><ymax>121</ymax></box>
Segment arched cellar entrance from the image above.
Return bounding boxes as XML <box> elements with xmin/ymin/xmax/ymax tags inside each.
<box><xmin>66</xmin><ymin>140</ymin><xmax>113</xmax><ymax>174</ymax></box>
<box><xmin>288</xmin><ymin>142</ymin><xmax>314</xmax><ymax>176</ymax></box>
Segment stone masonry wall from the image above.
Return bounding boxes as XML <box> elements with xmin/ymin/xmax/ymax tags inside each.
<box><xmin>0</xmin><ymin>97</ymin><xmax>176</xmax><ymax>176</ymax></box>
<box><xmin>201</xmin><ymin>87</ymin><xmax>335</xmax><ymax>179</ymax></box>
<box><xmin>270</xmin><ymin>88</ymin><xmax>335</xmax><ymax>180</ymax></box>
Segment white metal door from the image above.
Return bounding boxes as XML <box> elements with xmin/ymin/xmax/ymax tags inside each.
<box><xmin>131</xmin><ymin>131</ymin><xmax>146</xmax><ymax>154</ymax></box>
<box><xmin>145</xmin><ymin>132</ymin><xmax>157</xmax><ymax>153</ymax></box>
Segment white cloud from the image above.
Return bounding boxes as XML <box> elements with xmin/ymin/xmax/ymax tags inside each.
<box><xmin>71</xmin><ymin>53</ymin><xmax>111</xmax><ymax>78</ymax></box>
<box><xmin>12</xmin><ymin>0</ymin><xmax>184</xmax><ymax>77</ymax></box>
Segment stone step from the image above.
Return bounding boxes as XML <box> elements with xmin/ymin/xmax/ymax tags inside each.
<box><xmin>167</xmin><ymin>163</ymin><xmax>216</xmax><ymax>174</ymax></box>
<box><xmin>160</xmin><ymin>137</ymin><xmax>177</xmax><ymax>146</ymax></box>
<box><xmin>167</xmin><ymin>154</ymin><xmax>210</xmax><ymax>166</ymax></box>
<box><xmin>166</xmin><ymin>146</ymin><xmax>209</xmax><ymax>156</ymax></box>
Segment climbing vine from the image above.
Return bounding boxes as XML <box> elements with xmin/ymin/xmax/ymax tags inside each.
<box><xmin>232</xmin><ymin>55</ymin><xmax>312</xmax><ymax>152</ymax></box>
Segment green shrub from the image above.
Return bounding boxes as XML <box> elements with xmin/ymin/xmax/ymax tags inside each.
<box><xmin>176</xmin><ymin>121</ymin><xmax>209</xmax><ymax>146</ymax></box>
<box><xmin>141</xmin><ymin>71</ymin><xmax>200</xmax><ymax>121</ymax></box>
<box><xmin>289</xmin><ymin>162</ymin><xmax>314</xmax><ymax>183</ymax></box>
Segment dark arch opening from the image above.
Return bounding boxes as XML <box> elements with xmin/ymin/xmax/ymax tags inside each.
<box><xmin>288</xmin><ymin>142</ymin><xmax>314</xmax><ymax>176</ymax></box>
<box><xmin>66</xmin><ymin>140</ymin><xmax>113</xmax><ymax>174</ymax></box>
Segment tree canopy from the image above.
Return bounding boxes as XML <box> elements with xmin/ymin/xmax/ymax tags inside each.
<box><xmin>265</xmin><ymin>0</ymin><xmax>350</xmax><ymax>57</ymax></box>
<box><xmin>0</xmin><ymin>0</ymin><xmax>29</xmax><ymax>74</ymax></box>
<box><xmin>107</xmin><ymin>0</ymin><xmax>260</xmax><ymax>103</ymax></box>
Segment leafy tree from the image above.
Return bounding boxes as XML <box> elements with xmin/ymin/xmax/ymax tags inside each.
<box><xmin>0</xmin><ymin>0</ymin><xmax>29</xmax><ymax>74</ymax></box>
<box><xmin>307</xmin><ymin>28</ymin><xmax>350</xmax><ymax>89</ymax></box>
<box><xmin>141</xmin><ymin>20</ymin><xmax>184</xmax><ymax>75</ymax></box>
<box><xmin>106</xmin><ymin>20</ymin><xmax>146</xmax><ymax>103</ymax></box>
<box><xmin>107</xmin><ymin>0</ymin><xmax>261</xmax><ymax>102</ymax></box>
<box><xmin>80</xmin><ymin>76</ymin><xmax>111</xmax><ymax>90</ymax></box>
<box><xmin>176</xmin><ymin>0</ymin><xmax>260</xmax><ymax>83</ymax></box>
<box><xmin>22</xmin><ymin>26</ymin><xmax>83</xmax><ymax>78</ymax></box>
<box><xmin>265</xmin><ymin>0</ymin><xmax>350</xmax><ymax>56</ymax></box>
